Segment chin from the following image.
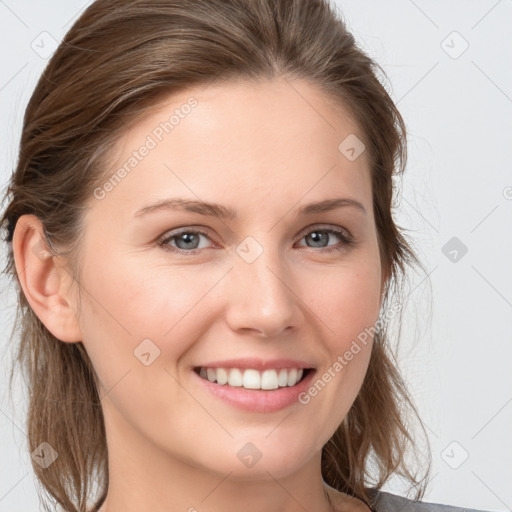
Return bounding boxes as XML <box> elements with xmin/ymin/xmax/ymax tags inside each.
<box><xmin>200</xmin><ymin>436</ymin><xmax>318</xmax><ymax>480</ymax></box>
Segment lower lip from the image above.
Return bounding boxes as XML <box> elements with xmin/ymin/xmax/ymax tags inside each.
<box><xmin>193</xmin><ymin>369</ymin><xmax>316</xmax><ymax>413</ymax></box>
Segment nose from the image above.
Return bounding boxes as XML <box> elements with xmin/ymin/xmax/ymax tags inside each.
<box><xmin>223</xmin><ymin>241</ymin><xmax>300</xmax><ymax>338</ymax></box>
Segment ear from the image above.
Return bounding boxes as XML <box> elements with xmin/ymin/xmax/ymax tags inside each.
<box><xmin>12</xmin><ymin>214</ymin><xmax>82</xmax><ymax>343</ymax></box>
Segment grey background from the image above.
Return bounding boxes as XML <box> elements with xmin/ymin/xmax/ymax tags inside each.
<box><xmin>0</xmin><ymin>1</ymin><xmax>511</xmax><ymax>511</ymax></box>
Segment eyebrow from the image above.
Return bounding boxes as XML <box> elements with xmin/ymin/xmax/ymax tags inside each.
<box><xmin>133</xmin><ymin>197</ymin><xmax>367</xmax><ymax>219</ymax></box>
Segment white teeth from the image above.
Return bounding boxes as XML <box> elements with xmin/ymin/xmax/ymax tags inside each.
<box><xmin>243</xmin><ymin>369</ymin><xmax>261</xmax><ymax>389</ymax></box>
<box><xmin>261</xmin><ymin>369</ymin><xmax>279</xmax><ymax>390</ymax></box>
<box><xmin>198</xmin><ymin>367</ymin><xmax>307</xmax><ymax>390</ymax></box>
<box><xmin>287</xmin><ymin>368</ymin><xmax>297</xmax><ymax>386</ymax></box>
<box><xmin>278</xmin><ymin>369</ymin><xmax>288</xmax><ymax>387</ymax></box>
<box><xmin>216</xmin><ymin>367</ymin><xmax>229</xmax><ymax>385</ymax></box>
<box><xmin>228</xmin><ymin>368</ymin><xmax>243</xmax><ymax>387</ymax></box>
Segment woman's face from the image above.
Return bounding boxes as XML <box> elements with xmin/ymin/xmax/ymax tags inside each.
<box><xmin>72</xmin><ymin>77</ymin><xmax>384</xmax><ymax>482</ymax></box>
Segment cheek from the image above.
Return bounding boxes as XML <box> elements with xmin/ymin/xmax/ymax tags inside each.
<box><xmin>305</xmin><ymin>262</ymin><xmax>382</xmax><ymax>346</ymax></box>
<box><xmin>298</xmin><ymin>262</ymin><xmax>381</xmax><ymax>418</ymax></box>
<box><xmin>75</xmin><ymin>253</ymin><xmax>227</xmax><ymax>379</ymax></box>
<box><xmin>74</xmin><ymin>256</ymin><xmax>225</xmax><ymax>438</ymax></box>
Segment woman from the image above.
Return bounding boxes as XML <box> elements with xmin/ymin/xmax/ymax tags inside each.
<box><xmin>0</xmin><ymin>0</ymin><xmax>490</xmax><ymax>511</ymax></box>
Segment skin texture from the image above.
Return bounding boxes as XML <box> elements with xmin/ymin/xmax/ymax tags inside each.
<box><xmin>13</xmin><ymin>77</ymin><xmax>383</xmax><ymax>512</ymax></box>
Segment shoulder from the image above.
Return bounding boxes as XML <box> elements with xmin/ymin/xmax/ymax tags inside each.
<box><xmin>368</xmin><ymin>489</ymin><xmax>494</xmax><ymax>512</ymax></box>
<box><xmin>324</xmin><ymin>484</ymin><xmax>373</xmax><ymax>512</ymax></box>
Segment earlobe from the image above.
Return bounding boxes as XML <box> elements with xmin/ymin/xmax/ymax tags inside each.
<box><xmin>12</xmin><ymin>214</ymin><xmax>82</xmax><ymax>343</ymax></box>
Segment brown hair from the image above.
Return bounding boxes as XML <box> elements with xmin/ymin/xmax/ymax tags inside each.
<box><xmin>1</xmin><ymin>0</ymin><xmax>431</xmax><ymax>510</ymax></box>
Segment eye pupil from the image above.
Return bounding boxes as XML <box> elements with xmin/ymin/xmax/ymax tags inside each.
<box><xmin>308</xmin><ymin>231</ymin><xmax>328</xmax><ymax>248</ymax></box>
<box><xmin>176</xmin><ymin>232</ymin><xmax>200</xmax><ymax>250</ymax></box>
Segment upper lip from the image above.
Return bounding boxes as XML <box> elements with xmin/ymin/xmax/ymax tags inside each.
<box><xmin>194</xmin><ymin>358</ymin><xmax>316</xmax><ymax>371</ymax></box>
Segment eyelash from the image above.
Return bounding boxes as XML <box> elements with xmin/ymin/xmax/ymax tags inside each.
<box><xmin>157</xmin><ymin>225</ymin><xmax>355</xmax><ymax>256</ymax></box>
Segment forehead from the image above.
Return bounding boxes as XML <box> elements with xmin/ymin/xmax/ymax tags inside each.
<box><xmin>93</xmin><ymin>76</ymin><xmax>372</xmax><ymax>220</ymax></box>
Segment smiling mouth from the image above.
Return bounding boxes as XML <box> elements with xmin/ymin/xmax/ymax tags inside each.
<box><xmin>194</xmin><ymin>366</ymin><xmax>313</xmax><ymax>390</ymax></box>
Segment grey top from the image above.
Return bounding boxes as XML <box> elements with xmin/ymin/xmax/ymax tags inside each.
<box><xmin>369</xmin><ymin>489</ymin><xmax>494</xmax><ymax>512</ymax></box>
